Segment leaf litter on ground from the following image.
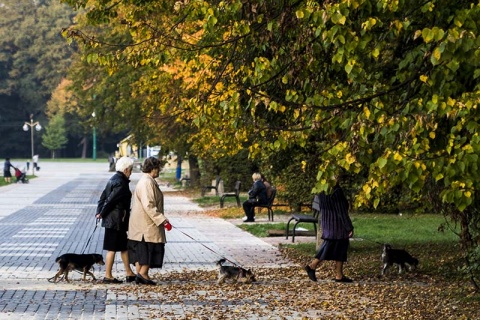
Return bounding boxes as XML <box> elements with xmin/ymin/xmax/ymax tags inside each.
<box><xmin>108</xmin><ymin>254</ymin><xmax>478</xmax><ymax>319</ymax></box>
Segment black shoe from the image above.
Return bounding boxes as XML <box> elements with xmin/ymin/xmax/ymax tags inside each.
<box><xmin>334</xmin><ymin>276</ymin><xmax>353</xmax><ymax>283</ymax></box>
<box><xmin>126</xmin><ymin>275</ymin><xmax>136</xmax><ymax>283</ymax></box>
<box><xmin>304</xmin><ymin>265</ymin><xmax>317</xmax><ymax>282</ymax></box>
<box><xmin>102</xmin><ymin>277</ymin><xmax>122</xmax><ymax>284</ymax></box>
<box><xmin>135</xmin><ymin>274</ymin><xmax>156</xmax><ymax>285</ymax></box>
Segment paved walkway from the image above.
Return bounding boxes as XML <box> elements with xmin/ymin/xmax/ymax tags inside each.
<box><xmin>0</xmin><ymin>161</ymin><xmax>301</xmax><ymax>319</ymax></box>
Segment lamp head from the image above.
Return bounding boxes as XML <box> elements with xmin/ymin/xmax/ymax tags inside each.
<box><xmin>35</xmin><ymin>123</ymin><xmax>42</xmax><ymax>131</ymax></box>
<box><xmin>23</xmin><ymin>124</ymin><xmax>28</xmax><ymax>131</ymax></box>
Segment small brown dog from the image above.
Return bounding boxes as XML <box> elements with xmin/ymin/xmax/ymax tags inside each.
<box><xmin>216</xmin><ymin>258</ymin><xmax>256</xmax><ymax>284</ymax></box>
<box><xmin>53</xmin><ymin>253</ymin><xmax>105</xmax><ymax>283</ymax></box>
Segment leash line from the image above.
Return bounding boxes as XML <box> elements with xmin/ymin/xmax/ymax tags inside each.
<box><xmin>171</xmin><ymin>225</ymin><xmax>242</xmax><ymax>268</ymax></box>
<box><xmin>357</xmin><ymin>236</ymin><xmax>384</xmax><ymax>246</ymax></box>
<box><xmin>81</xmin><ymin>220</ymin><xmax>99</xmax><ymax>254</ymax></box>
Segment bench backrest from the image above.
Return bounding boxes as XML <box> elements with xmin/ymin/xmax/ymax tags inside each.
<box><xmin>312</xmin><ymin>194</ymin><xmax>321</xmax><ymax>219</ymax></box>
<box><xmin>234</xmin><ymin>181</ymin><xmax>242</xmax><ymax>195</ymax></box>
<box><xmin>267</xmin><ymin>187</ymin><xmax>276</xmax><ymax>205</ymax></box>
<box><xmin>312</xmin><ymin>194</ymin><xmax>320</xmax><ymax>211</ymax></box>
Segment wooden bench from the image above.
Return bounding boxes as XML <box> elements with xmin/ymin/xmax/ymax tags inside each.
<box><xmin>285</xmin><ymin>195</ymin><xmax>320</xmax><ymax>242</ymax></box>
<box><xmin>255</xmin><ymin>188</ymin><xmax>277</xmax><ymax>221</ymax></box>
<box><xmin>201</xmin><ymin>176</ymin><xmax>222</xmax><ymax>196</ymax></box>
<box><xmin>220</xmin><ymin>181</ymin><xmax>241</xmax><ymax>208</ymax></box>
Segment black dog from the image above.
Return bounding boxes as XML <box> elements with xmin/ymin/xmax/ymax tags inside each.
<box><xmin>53</xmin><ymin>253</ymin><xmax>105</xmax><ymax>283</ymax></box>
<box><xmin>381</xmin><ymin>244</ymin><xmax>419</xmax><ymax>275</ymax></box>
<box><xmin>216</xmin><ymin>258</ymin><xmax>256</xmax><ymax>284</ymax></box>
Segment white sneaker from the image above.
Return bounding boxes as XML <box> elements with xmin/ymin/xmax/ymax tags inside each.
<box><xmin>242</xmin><ymin>217</ymin><xmax>249</xmax><ymax>222</ymax></box>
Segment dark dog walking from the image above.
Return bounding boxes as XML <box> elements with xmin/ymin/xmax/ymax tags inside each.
<box><xmin>52</xmin><ymin>253</ymin><xmax>105</xmax><ymax>283</ymax></box>
<box><xmin>216</xmin><ymin>258</ymin><xmax>256</xmax><ymax>284</ymax></box>
<box><xmin>381</xmin><ymin>244</ymin><xmax>419</xmax><ymax>275</ymax></box>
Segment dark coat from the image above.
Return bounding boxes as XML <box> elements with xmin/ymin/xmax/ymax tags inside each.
<box><xmin>248</xmin><ymin>180</ymin><xmax>268</xmax><ymax>205</ymax></box>
<box><xmin>4</xmin><ymin>159</ymin><xmax>13</xmax><ymax>171</ymax></box>
<box><xmin>319</xmin><ymin>185</ymin><xmax>354</xmax><ymax>240</ymax></box>
<box><xmin>97</xmin><ymin>171</ymin><xmax>132</xmax><ymax>231</ymax></box>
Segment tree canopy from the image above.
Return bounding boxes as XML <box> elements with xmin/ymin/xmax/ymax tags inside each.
<box><xmin>61</xmin><ymin>0</ymin><xmax>480</xmax><ymax>286</ymax></box>
<box><xmin>41</xmin><ymin>113</ymin><xmax>68</xmax><ymax>158</ymax></box>
<box><xmin>0</xmin><ymin>0</ymin><xmax>76</xmax><ymax>157</ymax></box>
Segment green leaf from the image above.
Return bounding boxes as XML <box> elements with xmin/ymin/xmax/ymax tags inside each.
<box><xmin>377</xmin><ymin>157</ymin><xmax>388</xmax><ymax>169</ymax></box>
<box><xmin>422</xmin><ymin>28</ymin><xmax>434</xmax><ymax>43</ymax></box>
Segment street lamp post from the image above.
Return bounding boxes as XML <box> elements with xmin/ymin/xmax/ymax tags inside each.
<box><xmin>23</xmin><ymin>114</ymin><xmax>42</xmax><ymax>176</ymax></box>
<box><xmin>92</xmin><ymin>112</ymin><xmax>96</xmax><ymax>161</ymax></box>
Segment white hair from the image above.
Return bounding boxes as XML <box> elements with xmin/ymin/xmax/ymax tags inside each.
<box><xmin>252</xmin><ymin>172</ymin><xmax>262</xmax><ymax>181</ymax></box>
<box><xmin>116</xmin><ymin>157</ymin><xmax>134</xmax><ymax>172</ymax></box>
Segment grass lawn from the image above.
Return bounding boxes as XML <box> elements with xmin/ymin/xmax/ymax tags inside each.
<box><xmin>235</xmin><ymin>212</ymin><xmax>466</xmax><ymax>281</ymax></box>
<box><xmin>197</xmin><ymin>203</ymin><xmax>477</xmax><ymax>299</ymax></box>
<box><xmin>0</xmin><ymin>174</ymin><xmax>37</xmax><ymax>187</ymax></box>
<box><xmin>194</xmin><ymin>194</ymin><xmax>249</xmax><ymax>207</ymax></box>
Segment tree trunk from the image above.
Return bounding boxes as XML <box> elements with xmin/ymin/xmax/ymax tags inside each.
<box><xmin>188</xmin><ymin>155</ymin><xmax>201</xmax><ymax>187</ymax></box>
<box><xmin>79</xmin><ymin>136</ymin><xmax>87</xmax><ymax>159</ymax></box>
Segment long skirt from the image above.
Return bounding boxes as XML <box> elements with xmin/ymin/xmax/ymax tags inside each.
<box><xmin>314</xmin><ymin>239</ymin><xmax>349</xmax><ymax>262</ymax></box>
<box><xmin>128</xmin><ymin>238</ymin><xmax>165</xmax><ymax>268</ymax></box>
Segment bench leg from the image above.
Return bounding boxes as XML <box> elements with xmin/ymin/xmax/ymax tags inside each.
<box><xmin>293</xmin><ymin>221</ymin><xmax>302</xmax><ymax>243</ymax></box>
<box><xmin>268</xmin><ymin>208</ymin><xmax>273</xmax><ymax>221</ymax></box>
<box><xmin>235</xmin><ymin>196</ymin><xmax>240</xmax><ymax>207</ymax></box>
<box><xmin>286</xmin><ymin>218</ymin><xmax>295</xmax><ymax>240</ymax></box>
<box><xmin>220</xmin><ymin>196</ymin><xmax>225</xmax><ymax>208</ymax></box>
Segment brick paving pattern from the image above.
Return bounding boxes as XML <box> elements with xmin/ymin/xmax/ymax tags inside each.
<box><xmin>0</xmin><ymin>162</ymin><xmax>304</xmax><ymax>319</ymax></box>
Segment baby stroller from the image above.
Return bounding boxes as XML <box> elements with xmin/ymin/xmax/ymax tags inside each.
<box><xmin>14</xmin><ymin>167</ymin><xmax>29</xmax><ymax>184</ymax></box>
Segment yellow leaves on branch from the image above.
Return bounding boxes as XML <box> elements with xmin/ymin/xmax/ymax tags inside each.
<box><xmin>363</xmin><ymin>106</ymin><xmax>371</xmax><ymax>119</ymax></box>
<box><xmin>345</xmin><ymin>153</ymin><xmax>356</xmax><ymax>165</ymax></box>
<box><xmin>361</xmin><ymin>17</ymin><xmax>377</xmax><ymax>31</ymax></box>
<box><xmin>393</xmin><ymin>151</ymin><xmax>403</xmax><ymax>162</ymax></box>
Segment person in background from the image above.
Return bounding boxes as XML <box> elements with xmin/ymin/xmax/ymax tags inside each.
<box><xmin>304</xmin><ymin>174</ymin><xmax>354</xmax><ymax>283</ymax></box>
<box><xmin>96</xmin><ymin>156</ymin><xmax>136</xmax><ymax>284</ymax></box>
<box><xmin>242</xmin><ymin>172</ymin><xmax>267</xmax><ymax>222</ymax></box>
<box><xmin>261</xmin><ymin>174</ymin><xmax>273</xmax><ymax>199</ymax></box>
<box><xmin>33</xmin><ymin>154</ymin><xmax>39</xmax><ymax>171</ymax></box>
<box><xmin>128</xmin><ymin>157</ymin><xmax>170</xmax><ymax>285</ymax></box>
<box><xmin>3</xmin><ymin>158</ymin><xmax>14</xmax><ymax>183</ymax></box>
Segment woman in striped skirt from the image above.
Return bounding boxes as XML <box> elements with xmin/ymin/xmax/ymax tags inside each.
<box><xmin>304</xmin><ymin>175</ymin><xmax>354</xmax><ymax>283</ymax></box>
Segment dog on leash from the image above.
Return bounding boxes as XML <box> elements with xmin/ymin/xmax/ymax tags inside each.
<box><xmin>381</xmin><ymin>244</ymin><xmax>419</xmax><ymax>275</ymax></box>
<box><xmin>53</xmin><ymin>253</ymin><xmax>105</xmax><ymax>283</ymax></box>
<box><xmin>216</xmin><ymin>258</ymin><xmax>256</xmax><ymax>284</ymax></box>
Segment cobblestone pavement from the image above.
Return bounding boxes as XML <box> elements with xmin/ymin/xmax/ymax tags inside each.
<box><xmin>0</xmin><ymin>161</ymin><xmax>319</xmax><ymax>319</ymax></box>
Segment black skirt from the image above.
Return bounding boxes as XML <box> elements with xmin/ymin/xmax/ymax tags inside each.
<box><xmin>103</xmin><ymin>228</ymin><xmax>129</xmax><ymax>252</ymax></box>
<box><xmin>314</xmin><ymin>239</ymin><xmax>349</xmax><ymax>262</ymax></box>
<box><xmin>128</xmin><ymin>238</ymin><xmax>165</xmax><ymax>268</ymax></box>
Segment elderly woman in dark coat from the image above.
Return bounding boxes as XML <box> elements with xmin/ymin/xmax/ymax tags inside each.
<box><xmin>96</xmin><ymin>156</ymin><xmax>136</xmax><ymax>284</ymax></box>
<box><xmin>242</xmin><ymin>172</ymin><xmax>268</xmax><ymax>222</ymax></box>
<box><xmin>304</xmin><ymin>175</ymin><xmax>354</xmax><ymax>283</ymax></box>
